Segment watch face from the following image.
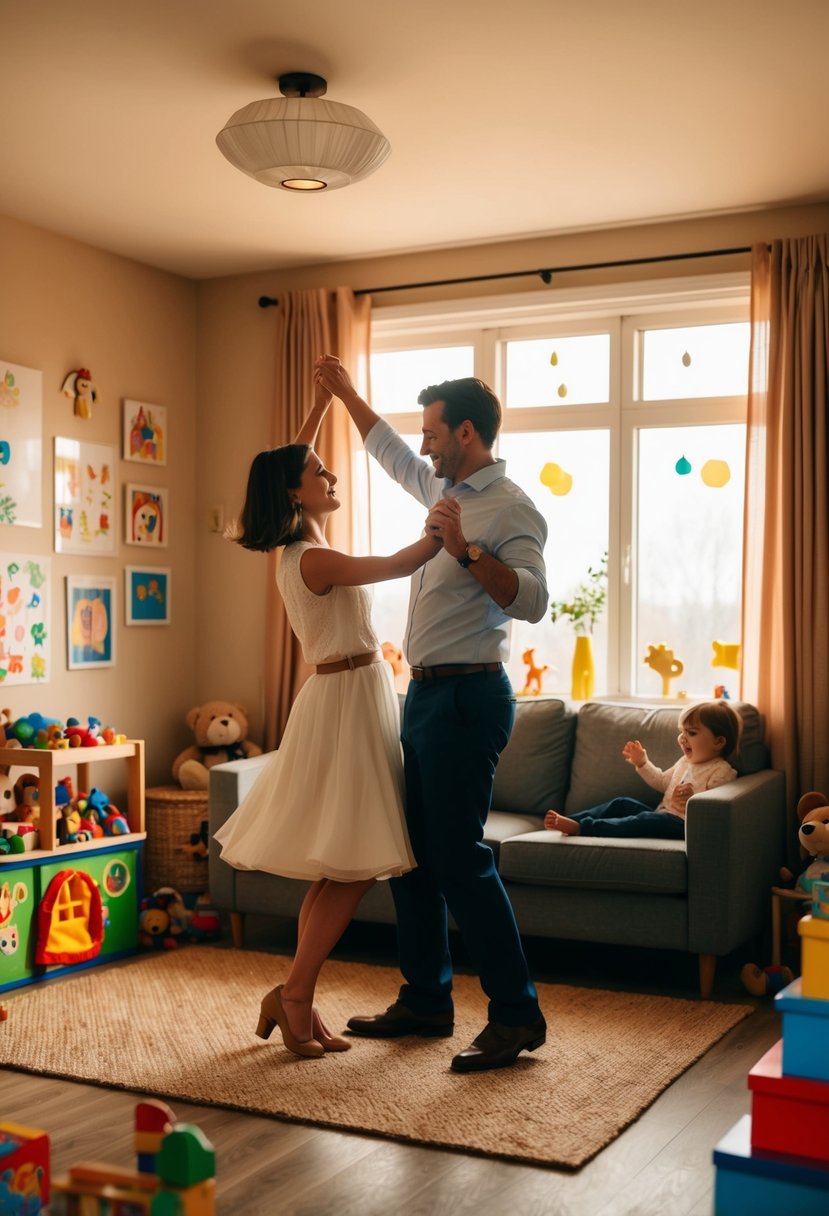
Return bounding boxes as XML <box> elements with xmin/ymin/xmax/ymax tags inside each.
<box><xmin>467</xmin><ymin>544</ymin><xmax>483</xmax><ymax>562</ymax></box>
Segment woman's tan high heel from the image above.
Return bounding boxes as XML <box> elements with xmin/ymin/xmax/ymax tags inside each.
<box><xmin>313</xmin><ymin>1007</ymin><xmax>351</xmax><ymax>1052</ymax></box>
<box><xmin>255</xmin><ymin>985</ymin><xmax>324</xmax><ymax>1058</ymax></box>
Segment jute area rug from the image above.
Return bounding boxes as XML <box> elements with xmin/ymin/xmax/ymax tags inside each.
<box><xmin>0</xmin><ymin>946</ymin><xmax>752</xmax><ymax>1169</ymax></box>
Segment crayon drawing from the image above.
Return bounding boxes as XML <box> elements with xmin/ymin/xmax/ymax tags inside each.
<box><xmin>0</xmin><ymin>360</ymin><xmax>43</xmax><ymax>528</ymax></box>
<box><xmin>123</xmin><ymin>399</ymin><xmax>166</xmax><ymax>466</ymax></box>
<box><xmin>124</xmin><ymin>483</ymin><xmax>168</xmax><ymax>547</ymax></box>
<box><xmin>66</xmin><ymin>575</ymin><xmax>116</xmax><ymax>669</ymax></box>
<box><xmin>125</xmin><ymin>566</ymin><xmax>170</xmax><ymax>625</ymax></box>
<box><xmin>0</xmin><ymin>555</ymin><xmax>50</xmax><ymax>684</ymax></box>
<box><xmin>54</xmin><ymin>437</ymin><xmax>116</xmax><ymax>555</ymax></box>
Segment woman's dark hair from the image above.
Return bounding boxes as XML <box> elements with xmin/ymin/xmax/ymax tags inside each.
<box><xmin>229</xmin><ymin>443</ymin><xmax>309</xmax><ymax>551</ymax></box>
<box><xmin>679</xmin><ymin>700</ymin><xmax>743</xmax><ymax>759</ymax></box>
<box><xmin>417</xmin><ymin>377</ymin><xmax>502</xmax><ymax>449</ymax></box>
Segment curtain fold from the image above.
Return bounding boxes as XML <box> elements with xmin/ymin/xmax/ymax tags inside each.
<box><xmin>263</xmin><ymin>287</ymin><xmax>371</xmax><ymax>751</ymax></box>
<box><xmin>742</xmin><ymin>235</ymin><xmax>829</xmax><ymax>865</ymax></box>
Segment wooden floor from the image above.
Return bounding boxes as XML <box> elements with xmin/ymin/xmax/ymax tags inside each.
<box><xmin>2</xmin><ymin>918</ymin><xmax>783</xmax><ymax>1216</ymax></box>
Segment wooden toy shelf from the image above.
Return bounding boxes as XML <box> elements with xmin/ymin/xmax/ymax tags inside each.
<box><xmin>0</xmin><ymin>739</ymin><xmax>145</xmax><ymax>862</ymax></box>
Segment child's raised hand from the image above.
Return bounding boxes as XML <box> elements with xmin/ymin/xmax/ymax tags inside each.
<box><xmin>622</xmin><ymin>739</ymin><xmax>647</xmax><ymax>769</ymax></box>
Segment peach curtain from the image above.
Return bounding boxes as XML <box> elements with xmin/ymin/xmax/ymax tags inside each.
<box><xmin>742</xmin><ymin>235</ymin><xmax>829</xmax><ymax>863</ymax></box>
<box><xmin>263</xmin><ymin>287</ymin><xmax>372</xmax><ymax>751</ymax></box>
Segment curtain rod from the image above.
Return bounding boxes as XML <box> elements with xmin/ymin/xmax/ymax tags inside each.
<box><xmin>256</xmin><ymin>245</ymin><xmax>752</xmax><ymax>308</ymax></box>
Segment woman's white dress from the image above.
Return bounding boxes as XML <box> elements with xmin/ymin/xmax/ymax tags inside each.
<box><xmin>214</xmin><ymin>541</ymin><xmax>415</xmax><ymax>882</ymax></box>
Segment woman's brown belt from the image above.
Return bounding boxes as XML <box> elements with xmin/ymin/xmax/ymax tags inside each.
<box><xmin>316</xmin><ymin>650</ymin><xmax>384</xmax><ymax>675</ymax></box>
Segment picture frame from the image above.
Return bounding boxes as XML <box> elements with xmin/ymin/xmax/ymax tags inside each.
<box><xmin>54</xmin><ymin>437</ymin><xmax>116</xmax><ymax>555</ymax></box>
<box><xmin>0</xmin><ymin>359</ymin><xmax>43</xmax><ymax>528</ymax></box>
<box><xmin>66</xmin><ymin>574</ymin><xmax>116</xmax><ymax>669</ymax></box>
<box><xmin>125</xmin><ymin>565</ymin><xmax>171</xmax><ymax>626</ymax></box>
<box><xmin>124</xmin><ymin>483</ymin><xmax>168</xmax><ymax>547</ymax></box>
<box><xmin>122</xmin><ymin>399</ymin><xmax>167</xmax><ymax>466</ymax></box>
<box><xmin>0</xmin><ymin>554</ymin><xmax>50</xmax><ymax>683</ymax></box>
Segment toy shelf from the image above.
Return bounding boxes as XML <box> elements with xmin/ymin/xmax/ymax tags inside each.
<box><xmin>0</xmin><ymin>740</ymin><xmax>145</xmax><ymax>863</ymax></box>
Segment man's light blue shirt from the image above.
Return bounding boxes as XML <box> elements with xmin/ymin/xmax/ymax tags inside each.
<box><xmin>366</xmin><ymin>419</ymin><xmax>548</xmax><ymax>666</ymax></box>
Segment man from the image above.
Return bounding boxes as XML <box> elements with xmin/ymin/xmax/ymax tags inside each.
<box><xmin>315</xmin><ymin>355</ymin><xmax>548</xmax><ymax>1072</ymax></box>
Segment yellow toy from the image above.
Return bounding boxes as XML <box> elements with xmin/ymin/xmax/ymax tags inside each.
<box><xmin>643</xmin><ymin>643</ymin><xmax>684</xmax><ymax>697</ymax></box>
<box><xmin>712</xmin><ymin>640</ymin><xmax>741</xmax><ymax>670</ymax></box>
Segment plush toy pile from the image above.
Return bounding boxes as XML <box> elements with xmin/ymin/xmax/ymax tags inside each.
<box><xmin>1</xmin><ymin>709</ymin><xmax>127</xmax><ymax>750</ymax></box>
<box><xmin>172</xmin><ymin>701</ymin><xmax>262</xmax><ymax>790</ymax></box>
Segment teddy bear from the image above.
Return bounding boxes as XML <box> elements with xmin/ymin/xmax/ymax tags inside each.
<box><xmin>741</xmin><ymin>790</ymin><xmax>829</xmax><ymax>996</ymax></box>
<box><xmin>138</xmin><ymin>887</ymin><xmax>189</xmax><ymax>949</ymax></box>
<box><xmin>172</xmin><ymin>701</ymin><xmax>262</xmax><ymax>790</ymax></box>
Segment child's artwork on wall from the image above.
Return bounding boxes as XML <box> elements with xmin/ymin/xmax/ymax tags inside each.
<box><xmin>125</xmin><ymin>566</ymin><xmax>170</xmax><ymax>625</ymax></box>
<box><xmin>124</xmin><ymin>483</ymin><xmax>168</xmax><ymax>547</ymax></box>
<box><xmin>66</xmin><ymin>575</ymin><xmax>116</xmax><ymax>669</ymax></box>
<box><xmin>0</xmin><ymin>360</ymin><xmax>43</xmax><ymax>528</ymax></box>
<box><xmin>0</xmin><ymin>555</ymin><xmax>49</xmax><ymax>685</ymax></box>
<box><xmin>54</xmin><ymin>437</ymin><xmax>115</xmax><ymax>555</ymax></box>
<box><xmin>123</xmin><ymin>399</ymin><xmax>166</xmax><ymax>467</ymax></box>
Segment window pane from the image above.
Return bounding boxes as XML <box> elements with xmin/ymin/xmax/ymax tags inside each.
<box><xmin>642</xmin><ymin>323</ymin><xmax>750</xmax><ymax>401</ymax></box>
<box><xmin>364</xmin><ymin>434</ymin><xmax>423</xmax><ymax>658</ymax></box>
<box><xmin>505</xmin><ymin>334</ymin><xmax>610</xmax><ymax>407</ymax></box>
<box><xmin>371</xmin><ymin>347</ymin><xmax>474</xmax><ymax>414</ymax></box>
<box><xmin>636</xmin><ymin>425</ymin><xmax>745</xmax><ymax>698</ymax></box>
<box><xmin>498</xmin><ymin>430</ymin><xmax>610</xmax><ymax>696</ymax></box>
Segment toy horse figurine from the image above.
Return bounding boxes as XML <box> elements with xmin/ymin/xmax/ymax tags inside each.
<box><xmin>521</xmin><ymin>648</ymin><xmax>549</xmax><ymax>696</ymax></box>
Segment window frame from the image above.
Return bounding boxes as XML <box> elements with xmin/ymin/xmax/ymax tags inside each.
<box><xmin>368</xmin><ymin>273</ymin><xmax>750</xmax><ymax>699</ymax></box>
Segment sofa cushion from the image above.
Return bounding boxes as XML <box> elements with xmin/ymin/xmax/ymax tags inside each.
<box><xmin>491</xmin><ymin>697</ymin><xmax>575</xmax><ymax>816</ymax></box>
<box><xmin>563</xmin><ymin>700</ymin><xmax>766</xmax><ymax>815</ymax></box>
<box><xmin>499</xmin><ymin>831</ymin><xmax>688</xmax><ymax>895</ymax></box>
<box><xmin>484</xmin><ymin>809</ymin><xmax>545</xmax><ymax>860</ymax></box>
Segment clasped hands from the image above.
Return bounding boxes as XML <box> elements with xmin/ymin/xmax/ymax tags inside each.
<box><xmin>425</xmin><ymin>498</ymin><xmax>466</xmax><ymax>560</ymax></box>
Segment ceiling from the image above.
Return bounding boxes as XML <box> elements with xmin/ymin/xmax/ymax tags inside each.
<box><xmin>2</xmin><ymin>0</ymin><xmax>827</xmax><ymax>281</ymax></box>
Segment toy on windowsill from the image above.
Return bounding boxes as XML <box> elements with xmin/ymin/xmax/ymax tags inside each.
<box><xmin>713</xmin><ymin>684</ymin><xmax>731</xmax><ymax>700</ymax></box>
<box><xmin>519</xmin><ymin>647</ymin><xmax>550</xmax><ymax>696</ymax></box>
<box><xmin>643</xmin><ymin>643</ymin><xmax>684</xmax><ymax>697</ymax></box>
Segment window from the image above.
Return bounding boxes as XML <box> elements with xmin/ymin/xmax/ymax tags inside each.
<box><xmin>360</xmin><ymin>275</ymin><xmax>750</xmax><ymax>700</ymax></box>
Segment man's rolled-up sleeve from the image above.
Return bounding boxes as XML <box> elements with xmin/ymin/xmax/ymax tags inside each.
<box><xmin>495</xmin><ymin>505</ymin><xmax>548</xmax><ymax>623</ymax></box>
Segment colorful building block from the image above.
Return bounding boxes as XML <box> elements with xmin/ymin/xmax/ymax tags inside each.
<box><xmin>775</xmin><ymin>977</ymin><xmax>829</xmax><ymax>1082</ymax></box>
<box><xmin>0</xmin><ymin>1121</ymin><xmax>50</xmax><ymax>1213</ymax></box>
<box><xmin>798</xmin><ymin>913</ymin><xmax>829</xmax><ymax>999</ymax></box>
<box><xmin>714</xmin><ymin>1115</ymin><xmax>829</xmax><ymax>1215</ymax></box>
<box><xmin>748</xmin><ymin>1039</ymin><xmax>829</xmax><ymax>1163</ymax></box>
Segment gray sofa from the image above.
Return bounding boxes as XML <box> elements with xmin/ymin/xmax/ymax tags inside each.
<box><xmin>209</xmin><ymin>697</ymin><xmax>785</xmax><ymax>997</ymax></box>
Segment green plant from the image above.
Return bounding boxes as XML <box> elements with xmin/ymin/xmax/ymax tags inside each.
<box><xmin>549</xmin><ymin>551</ymin><xmax>608</xmax><ymax>635</ymax></box>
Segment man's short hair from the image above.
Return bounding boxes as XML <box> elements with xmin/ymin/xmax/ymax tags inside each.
<box><xmin>417</xmin><ymin>377</ymin><xmax>502</xmax><ymax>448</ymax></box>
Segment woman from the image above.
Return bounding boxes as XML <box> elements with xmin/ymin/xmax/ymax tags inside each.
<box><xmin>215</xmin><ymin>382</ymin><xmax>441</xmax><ymax>1059</ymax></box>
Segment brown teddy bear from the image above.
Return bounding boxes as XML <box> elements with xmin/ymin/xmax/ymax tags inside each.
<box><xmin>172</xmin><ymin>701</ymin><xmax>262</xmax><ymax>790</ymax></box>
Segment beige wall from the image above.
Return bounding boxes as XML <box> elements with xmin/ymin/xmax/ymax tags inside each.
<box><xmin>0</xmin><ymin>212</ymin><xmax>197</xmax><ymax>789</ymax></box>
<box><xmin>195</xmin><ymin>202</ymin><xmax>829</xmax><ymax>742</ymax></box>
<box><xmin>4</xmin><ymin>202</ymin><xmax>828</xmax><ymax>770</ymax></box>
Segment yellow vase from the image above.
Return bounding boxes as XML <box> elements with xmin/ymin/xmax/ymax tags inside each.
<box><xmin>571</xmin><ymin>634</ymin><xmax>595</xmax><ymax>701</ymax></box>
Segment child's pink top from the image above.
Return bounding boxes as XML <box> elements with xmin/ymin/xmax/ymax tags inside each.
<box><xmin>637</xmin><ymin>757</ymin><xmax>737</xmax><ymax>819</ymax></box>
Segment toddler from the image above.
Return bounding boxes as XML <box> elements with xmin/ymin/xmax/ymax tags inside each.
<box><xmin>544</xmin><ymin>701</ymin><xmax>742</xmax><ymax>839</ymax></box>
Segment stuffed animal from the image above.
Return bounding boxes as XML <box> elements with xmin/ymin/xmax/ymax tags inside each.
<box><xmin>741</xmin><ymin>791</ymin><xmax>829</xmax><ymax>995</ymax></box>
<box><xmin>138</xmin><ymin>887</ymin><xmax>189</xmax><ymax>950</ymax></box>
<box><xmin>172</xmin><ymin>701</ymin><xmax>262</xmax><ymax>790</ymax></box>
<box><xmin>783</xmin><ymin>791</ymin><xmax>829</xmax><ymax>894</ymax></box>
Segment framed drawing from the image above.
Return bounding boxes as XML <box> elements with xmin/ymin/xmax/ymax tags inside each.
<box><xmin>0</xmin><ymin>359</ymin><xmax>43</xmax><ymax>528</ymax></box>
<box><xmin>66</xmin><ymin>575</ymin><xmax>116</xmax><ymax>669</ymax></box>
<box><xmin>125</xmin><ymin>565</ymin><xmax>170</xmax><ymax>625</ymax></box>
<box><xmin>124</xmin><ymin>483</ymin><xmax>168</xmax><ymax>547</ymax></box>
<box><xmin>123</xmin><ymin>399</ymin><xmax>166</xmax><ymax>466</ymax></box>
<box><xmin>54</xmin><ymin>437</ymin><xmax>116</xmax><ymax>555</ymax></box>
<box><xmin>0</xmin><ymin>555</ymin><xmax>50</xmax><ymax>684</ymax></box>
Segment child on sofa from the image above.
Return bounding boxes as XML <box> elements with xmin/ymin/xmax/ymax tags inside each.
<box><xmin>544</xmin><ymin>700</ymin><xmax>742</xmax><ymax>839</ymax></box>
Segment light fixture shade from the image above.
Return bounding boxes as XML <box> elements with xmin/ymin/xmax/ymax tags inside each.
<box><xmin>216</xmin><ymin>96</ymin><xmax>391</xmax><ymax>191</ymax></box>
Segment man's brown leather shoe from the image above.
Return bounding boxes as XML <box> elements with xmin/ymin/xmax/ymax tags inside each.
<box><xmin>450</xmin><ymin>1015</ymin><xmax>547</xmax><ymax>1072</ymax></box>
<box><xmin>346</xmin><ymin>1001</ymin><xmax>454</xmax><ymax>1039</ymax></box>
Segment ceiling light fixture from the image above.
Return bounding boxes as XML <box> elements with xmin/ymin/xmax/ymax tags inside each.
<box><xmin>216</xmin><ymin>72</ymin><xmax>391</xmax><ymax>193</ymax></box>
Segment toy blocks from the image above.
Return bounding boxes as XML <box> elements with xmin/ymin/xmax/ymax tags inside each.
<box><xmin>713</xmin><ymin>908</ymin><xmax>829</xmax><ymax>1212</ymax></box>
<box><xmin>51</xmin><ymin>1100</ymin><xmax>215</xmax><ymax>1214</ymax></box>
<box><xmin>0</xmin><ymin>1120</ymin><xmax>50</xmax><ymax>1214</ymax></box>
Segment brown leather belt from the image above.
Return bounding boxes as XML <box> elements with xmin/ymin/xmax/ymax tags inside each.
<box><xmin>316</xmin><ymin>650</ymin><xmax>383</xmax><ymax>675</ymax></box>
<box><xmin>410</xmin><ymin>662</ymin><xmax>503</xmax><ymax>682</ymax></box>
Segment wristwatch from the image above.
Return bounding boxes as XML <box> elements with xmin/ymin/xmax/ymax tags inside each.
<box><xmin>457</xmin><ymin>543</ymin><xmax>484</xmax><ymax>569</ymax></box>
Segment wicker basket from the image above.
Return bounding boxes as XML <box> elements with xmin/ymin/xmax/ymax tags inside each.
<box><xmin>144</xmin><ymin>786</ymin><xmax>210</xmax><ymax>894</ymax></box>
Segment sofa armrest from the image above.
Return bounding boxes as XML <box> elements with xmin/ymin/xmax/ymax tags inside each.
<box><xmin>208</xmin><ymin>753</ymin><xmax>272</xmax><ymax>909</ymax></box>
<box><xmin>685</xmin><ymin>769</ymin><xmax>786</xmax><ymax>955</ymax></box>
